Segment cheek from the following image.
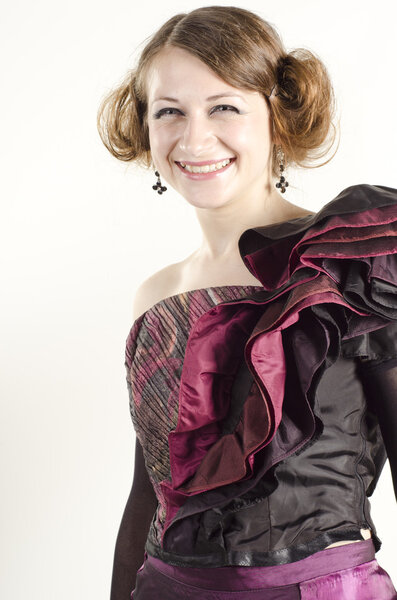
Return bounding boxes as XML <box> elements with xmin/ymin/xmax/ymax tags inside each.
<box><xmin>148</xmin><ymin>126</ymin><xmax>161</xmax><ymax>156</ymax></box>
<box><xmin>148</xmin><ymin>124</ymin><xmax>178</xmax><ymax>162</ymax></box>
<box><xmin>224</xmin><ymin>119</ymin><xmax>272</xmax><ymax>156</ymax></box>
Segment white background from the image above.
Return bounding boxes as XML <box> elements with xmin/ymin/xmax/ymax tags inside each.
<box><xmin>1</xmin><ymin>1</ymin><xmax>396</xmax><ymax>598</ymax></box>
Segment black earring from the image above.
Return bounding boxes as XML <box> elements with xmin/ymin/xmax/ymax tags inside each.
<box><xmin>152</xmin><ymin>170</ymin><xmax>167</xmax><ymax>195</ymax></box>
<box><xmin>275</xmin><ymin>147</ymin><xmax>289</xmax><ymax>193</ymax></box>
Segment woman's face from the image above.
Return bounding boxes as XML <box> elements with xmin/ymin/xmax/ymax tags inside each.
<box><xmin>146</xmin><ymin>47</ymin><xmax>275</xmax><ymax>209</ymax></box>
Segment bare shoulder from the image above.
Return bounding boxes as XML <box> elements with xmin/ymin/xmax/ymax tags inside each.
<box><xmin>294</xmin><ymin>207</ymin><xmax>316</xmax><ymax>218</ymax></box>
<box><xmin>265</xmin><ymin>195</ymin><xmax>316</xmax><ymax>227</ymax></box>
<box><xmin>281</xmin><ymin>201</ymin><xmax>316</xmax><ymax>221</ymax></box>
<box><xmin>132</xmin><ymin>262</ymin><xmax>181</xmax><ymax>321</ymax></box>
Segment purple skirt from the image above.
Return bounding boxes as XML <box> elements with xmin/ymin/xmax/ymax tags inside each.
<box><xmin>131</xmin><ymin>540</ymin><xmax>397</xmax><ymax>599</ymax></box>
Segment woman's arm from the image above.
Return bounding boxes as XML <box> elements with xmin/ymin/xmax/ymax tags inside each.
<box><xmin>110</xmin><ymin>437</ymin><xmax>158</xmax><ymax>600</ymax></box>
<box><xmin>357</xmin><ymin>356</ymin><xmax>397</xmax><ymax>501</ymax></box>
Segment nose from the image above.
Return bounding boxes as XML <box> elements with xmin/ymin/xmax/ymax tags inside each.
<box><xmin>178</xmin><ymin>115</ymin><xmax>216</xmax><ymax>157</ymax></box>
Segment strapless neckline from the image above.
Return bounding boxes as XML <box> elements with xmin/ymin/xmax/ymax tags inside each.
<box><xmin>132</xmin><ymin>284</ymin><xmax>264</xmax><ymax>330</ymax></box>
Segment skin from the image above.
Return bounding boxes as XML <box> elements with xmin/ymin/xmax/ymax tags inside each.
<box><xmin>145</xmin><ymin>46</ymin><xmax>307</xmax><ymax>285</ymax></box>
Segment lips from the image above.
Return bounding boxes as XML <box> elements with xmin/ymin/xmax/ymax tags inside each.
<box><xmin>175</xmin><ymin>157</ymin><xmax>236</xmax><ymax>177</ymax></box>
<box><xmin>176</xmin><ymin>158</ymin><xmax>235</xmax><ymax>166</ymax></box>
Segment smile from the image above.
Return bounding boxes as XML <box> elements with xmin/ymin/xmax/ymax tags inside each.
<box><xmin>175</xmin><ymin>158</ymin><xmax>236</xmax><ymax>178</ymax></box>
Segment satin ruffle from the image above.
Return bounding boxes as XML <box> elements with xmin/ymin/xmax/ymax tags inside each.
<box><xmin>161</xmin><ymin>183</ymin><xmax>397</xmax><ymax>542</ymax></box>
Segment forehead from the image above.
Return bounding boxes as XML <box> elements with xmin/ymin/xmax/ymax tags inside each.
<box><xmin>146</xmin><ymin>47</ymin><xmax>255</xmax><ymax>103</ymax></box>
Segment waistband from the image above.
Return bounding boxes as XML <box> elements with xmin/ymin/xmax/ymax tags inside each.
<box><xmin>147</xmin><ymin>539</ymin><xmax>376</xmax><ymax>591</ymax></box>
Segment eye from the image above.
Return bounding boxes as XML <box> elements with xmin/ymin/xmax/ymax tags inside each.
<box><xmin>153</xmin><ymin>107</ymin><xmax>183</xmax><ymax>119</ymax></box>
<box><xmin>211</xmin><ymin>104</ymin><xmax>240</xmax><ymax>114</ymax></box>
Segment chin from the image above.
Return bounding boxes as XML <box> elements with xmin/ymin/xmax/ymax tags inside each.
<box><xmin>179</xmin><ymin>183</ymin><xmax>238</xmax><ymax>207</ymax></box>
<box><xmin>179</xmin><ymin>188</ymin><xmax>232</xmax><ymax>208</ymax></box>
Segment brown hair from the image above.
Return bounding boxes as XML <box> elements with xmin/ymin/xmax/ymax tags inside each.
<box><xmin>97</xmin><ymin>6</ymin><xmax>338</xmax><ymax>178</ymax></box>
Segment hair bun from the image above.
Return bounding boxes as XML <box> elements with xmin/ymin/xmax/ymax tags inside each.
<box><xmin>270</xmin><ymin>47</ymin><xmax>338</xmax><ymax>169</ymax></box>
<box><xmin>275</xmin><ymin>53</ymin><xmax>301</xmax><ymax>106</ymax></box>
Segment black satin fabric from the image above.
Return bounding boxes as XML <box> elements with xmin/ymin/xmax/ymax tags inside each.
<box><xmin>146</xmin><ymin>344</ymin><xmax>391</xmax><ymax>567</ymax></box>
<box><xmin>143</xmin><ymin>184</ymin><xmax>397</xmax><ymax>568</ymax></box>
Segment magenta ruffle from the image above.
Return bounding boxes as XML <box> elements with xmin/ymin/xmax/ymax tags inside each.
<box><xmin>161</xmin><ymin>184</ymin><xmax>397</xmax><ymax>537</ymax></box>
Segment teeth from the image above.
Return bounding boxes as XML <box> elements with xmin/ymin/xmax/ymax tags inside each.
<box><xmin>180</xmin><ymin>159</ymin><xmax>232</xmax><ymax>173</ymax></box>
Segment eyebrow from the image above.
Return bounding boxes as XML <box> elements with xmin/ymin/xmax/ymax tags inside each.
<box><xmin>152</xmin><ymin>93</ymin><xmax>248</xmax><ymax>104</ymax></box>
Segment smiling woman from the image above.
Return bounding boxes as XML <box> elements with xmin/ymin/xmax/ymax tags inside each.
<box><xmin>97</xmin><ymin>7</ymin><xmax>337</xmax><ymax>191</ymax></box>
<box><xmin>145</xmin><ymin>46</ymin><xmax>279</xmax><ymax>209</ymax></box>
<box><xmin>97</xmin><ymin>6</ymin><xmax>397</xmax><ymax>600</ymax></box>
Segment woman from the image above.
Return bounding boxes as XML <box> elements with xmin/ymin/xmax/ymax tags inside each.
<box><xmin>97</xmin><ymin>6</ymin><xmax>397</xmax><ymax>599</ymax></box>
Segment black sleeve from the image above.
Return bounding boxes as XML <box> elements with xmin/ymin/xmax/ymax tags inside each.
<box><xmin>356</xmin><ymin>345</ymin><xmax>397</xmax><ymax>503</ymax></box>
<box><xmin>110</xmin><ymin>437</ymin><xmax>158</xmax><ymax>600</ymax></box>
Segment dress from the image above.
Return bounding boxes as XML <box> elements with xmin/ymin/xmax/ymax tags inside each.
<box><xmin>124</xmin><ymin>184</ymin><xmax>397</xmax><ymax>598</ymax></box>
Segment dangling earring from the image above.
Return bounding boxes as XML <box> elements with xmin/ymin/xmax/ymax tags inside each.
<box><xmin>152</xmin><ymin>170</ymin><xmax>167</xmax><ymax>195</ymax></box>
<box><xmin>275</xmin><ymin>147</ymin><xmax>289</xmax><ymax>193</ymax></box>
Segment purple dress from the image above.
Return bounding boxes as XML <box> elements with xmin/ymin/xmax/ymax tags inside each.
<box><xmin>125</xmin><ymin>184</ymin><xmax>397</xmax><ymax>598</ymax></box>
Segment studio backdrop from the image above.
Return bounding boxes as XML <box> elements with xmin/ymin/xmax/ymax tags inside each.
<box><xmin>1</xmin><ymin>1</ymin><xmax>396</xmax><ymax>598</ymax></box>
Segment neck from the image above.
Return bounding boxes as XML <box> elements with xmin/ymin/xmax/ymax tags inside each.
<box><xmin>194</xmin><ymin>187</ymin><xmax>290</xmax><ymax>262</ymax></box>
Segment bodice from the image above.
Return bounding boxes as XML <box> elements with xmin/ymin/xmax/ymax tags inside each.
<box><xmin>124</xmin><ymin>183</ymin><xmax>397</xmax><ymax>567</ymax></box>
